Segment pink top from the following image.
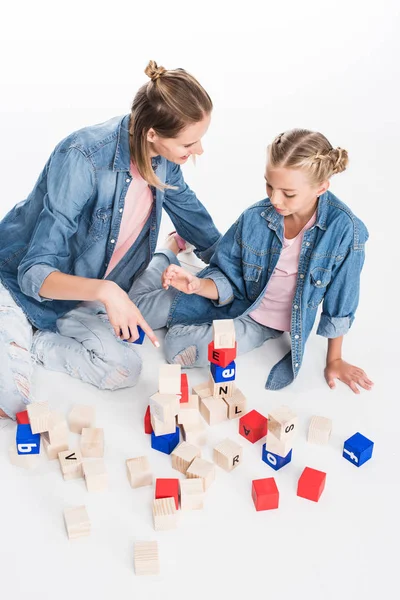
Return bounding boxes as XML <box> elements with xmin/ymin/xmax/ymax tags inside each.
<box><xmin>250</xmin><ymin>212</ymin><xmax>316</xmax><ymax>332</ymax></box>
<box><xmin>104</xmin><ymin>162</ymin><xmax>153</xmax><ymax>277</ymax></box>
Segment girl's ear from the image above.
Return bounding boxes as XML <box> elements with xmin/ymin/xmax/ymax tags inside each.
<box><xmin>146</xmin><ymin>128</ymin><xmax>157</xmax><ymax>143</ymax></box>
<box><xmin>316</xmin><ymin>179</ymin><xmax>330</xmax><ymax>196</ymax></box>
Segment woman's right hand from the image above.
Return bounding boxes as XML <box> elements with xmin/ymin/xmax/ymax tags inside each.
<box><xmin>162</xmin><ymin>264</ymin><xmax>202</xmax><ymax>295</ymax></box>
<box><xmin>98</xmin><ymin>281</ymin><xmax>159</xmax><ymax>346</ymax></box>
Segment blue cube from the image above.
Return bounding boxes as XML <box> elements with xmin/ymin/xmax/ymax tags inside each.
<box><xmin>210</xmin><ymin>360</ymin><xmax>236</xmax><ymax>383</ymax></box>
<box><xmin>262</xmin><ymin>444</ymin><xmax>292</xmax><ymax>471</ymax></box>
<box><xmin>132</xmin><ymin>326</ymin><xmax>145</xmax><ymax>345</ymax></box>
<box><xmin>16</xmin><ymin>424</ymin><xmax>40</xmax><ymax>455</ymax></box>
<box><xmin>343</xmin><ymin>432</ymin><xmax>374</xmax><ymax>467</ymax></box>
<box><xmin>151</xmin><ymin>427</ymin><xmax>180</xmax><ymax>455</ymax></box>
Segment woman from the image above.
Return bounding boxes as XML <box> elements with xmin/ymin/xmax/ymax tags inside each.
<box><xmin>0</xmin><ymin>60</ymin><xmax>220</xmax><ymax>420</ymax></box>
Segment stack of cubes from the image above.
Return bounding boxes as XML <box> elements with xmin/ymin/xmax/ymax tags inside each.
<box><xmin>149</xmin><ymin>365</ymin><xmax>182</xmax><ymax>455</ymax></box>
<box><xmin>262</xmin><ymin>406</ymin><xmax>297</xmax><ymax>470</ymax></box>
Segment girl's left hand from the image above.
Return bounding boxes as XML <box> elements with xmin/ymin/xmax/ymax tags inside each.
<box><xmin>324</xmin><ymin>359</ymin><xmax>374</xmax><ymax>394</ymax></box>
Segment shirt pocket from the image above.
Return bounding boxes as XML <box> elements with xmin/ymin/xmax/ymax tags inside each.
<box><xmin>243</xmin><ymin>261</ymin><xmax>264</xmax><ymax>301</ymax></box>
<box><xmin>307</xmin><ymin>266</ymin><xmax>332</xmax><ymax>308</ymax></box>
<box><xmin>89</xmin><ymin>205</ymin><xmax>113</xmax><ymax>240</ymax></box>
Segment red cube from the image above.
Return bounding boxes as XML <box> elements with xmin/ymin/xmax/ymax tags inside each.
<box><xmin>208</xmin><ymin>342</ymin><xmax>237</xmax><ymax>368</ymax></box>
<box><xmin>297</xmin><ymin>467</ymin><xmax>326</xmax><ymax>502</ymax></box>
<box><xmin>144</xmin><ymin>406</ymin><xmax>153</xmax><ymax>434</ymax></box>
<box><xmin>16</xmin><ymin>410</ymin><xmax>30</xmax><ymax>425</ymax></box>
<box><xmin>239</xmin><ymin>410</ymin><xmax>268</xmax><ymax>443</ymax></box>
<box><xmin>180</xmin><ymin>373</ymin><xmax>189</xmax><ymax>403</ymax></box>
<box><xmin>252</xmin><ymin>478</ymin><xmax>279</xmax><ymax>511</ymax></box>
<box><xmin>155</xmin><ymin>478</ymin><xmax>180</xmax><ymax>509</ymax></box>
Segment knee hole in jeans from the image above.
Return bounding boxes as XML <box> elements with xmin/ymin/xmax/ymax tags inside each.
<box><xmin>171</xmin><ymin>345</ymin><xmax>197</xmax><ymax>367</ymax></box>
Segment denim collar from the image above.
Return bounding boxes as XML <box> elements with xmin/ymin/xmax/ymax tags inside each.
<box><xmin>113</xmin><ymin>114</ymin><xmax>162</xmax><ymax>172</ymax></box>
<box><xmin>261</xmin><ymin>192</ymin><xmax>329</xmax><ymax>231</ymax></box>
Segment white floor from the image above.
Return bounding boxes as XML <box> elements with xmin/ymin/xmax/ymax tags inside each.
<box><xmin>1</xmin><ymin>285</ymin><xmax>397</xmax><ymax>600</ymax></box>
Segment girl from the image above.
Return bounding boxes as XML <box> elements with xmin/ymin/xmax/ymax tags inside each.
<box><xmin>0</xmin><ymin>60</ymin><xmax>221</xmax><ymax>420</ymax></box>
<box><xmin>130</xmin><ymin>129</ymin><xmax>373</xmax><ymax>393</ymax></box>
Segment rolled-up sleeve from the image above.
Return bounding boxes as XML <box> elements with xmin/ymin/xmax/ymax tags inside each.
<box><xmin>317</xmin><ymin>241</ymin><xmax>367</xmax><ymax>338</ymax></box>
<box><xmin>17</xmin><ymin>147</ymin><xmax>96</xmax><ymax>302</ymax></box>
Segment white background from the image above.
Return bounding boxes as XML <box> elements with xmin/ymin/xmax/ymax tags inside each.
<box><xmin>0</xmin><ymin>1</ymin><xmax>399</xmax><ymax>599</ymax></box>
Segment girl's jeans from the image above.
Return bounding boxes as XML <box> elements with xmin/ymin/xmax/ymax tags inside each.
<box><xmin>0</xmin><ymin>281</ymin><xmax>142</xmax><ymax>419</ymax></box>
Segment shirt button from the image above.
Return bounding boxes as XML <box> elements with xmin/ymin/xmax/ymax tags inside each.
<box><xmin>294</xmin><ymin>334</ymin><xmax>299</xmax><ymax>339</ymax></box>
<box><xmin>126</xmin><ymin>178</ymin><xmax>131</xmax><ymax>183</ymax></box>
<box><xmin>111</xmin><ymin>239</ymin><xmax>115</xmax><ymax>244</ymax></box>
<box><xmin>299</xmin><ymin>274</ymin><xmax>304</xmax><ymax>279</ymax></box>
<box><xmin>261</xmin><ymin>212</ymin><xmax>265</xmax><ymax>217</ymax></box>
<box><xmin>294</xmin><ymin>305</ymin><xmax>299</xmax><ymax>309</ymax></box>
<box><xmin>295</xmin><ymin>363</ymin><xmax>299</xmax><ymax>368</ymax></box>
<box><xmin>317</xmin><ymin>280</ymin><xmax>322</xmax><ymax>285</ymax></box>
<box><xmin>306</xmin><ymin>242</ymin><xmax>310</xmax><ymax>247</ymax></box>
<box><xmin>119</xmin><ymin>208</ymin><xmax>123</xmax><ymax>213</ymax></box>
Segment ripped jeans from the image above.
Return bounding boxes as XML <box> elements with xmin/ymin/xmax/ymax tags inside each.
<box><xmin>0</xmin><ymin>282</ymin><xmax>142</xmax><ymax>419</ymax></box>
<box><xmin>129</xmin><ymin>250</ymin><xmax>282</xmax><ymax>368</ymax></box>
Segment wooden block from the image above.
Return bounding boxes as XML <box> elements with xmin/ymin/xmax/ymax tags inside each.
<box><xmin>297</xmin><ymin>467</ymin><xmax>326</xmax><ymax>502</ymax></box>
<box><xmin>171</xmin><ymin>442</ymin><xmax>201</xmax><ymax>474</ymax></box>
<box><xmin>180</xmin><ymin>373</ymin><xmax>189</xmax><ymax>403</ymax></box>
<box><xmin>213</xmin><ymin>438</ymin><xmax>243</xmax><ymax>471</ymax></box>
<box><xmin>155</xmin><ymin>478</ymin><xmax>180</xmax><ymax>509</ymax></box>
<box><xmin>47</xmin><ymin>412</ymin><xmax>69</xmax><ymax>446</ymax></box>
<box><xmin>16</xmin><ymin>410</ymin><xmax>29</xmax><ymax>425</ymax></box>
<box><xmin>149</xmin><ymin>392</ymin><xmax>179</xmax><ymax>423</ymax></box>
<box><xmin>252</xmin><ymin>478</ymin><xmax>279</xmax><ymax>511</ymax></box>
<box><xmin>239</xmin><ymin>410</ymin><xmax>268</xmax><ymax>443</ymax></box>
<box><xmin>150</xmin><ymin>412</ymin><xmax>177</xmax><ymax>436</ymax></box>
<box><xmin>151</xmin><ymin>427</ymin><xmax>180</xmax><ymax>455</ymax></box>
<box><xmin>82</xmin><ymin>459</ymin><xmax>108</xmax><ymax>492</ymax></box>
<box><xmin>210</xmin><ymin>360</ymin><xmax>236</xmax><ymax>383</ymax></box>
<box><xmin>81</xmin><ymin>428</ymin><xmax>104</xmax><ymax>458</ymax></box>
<box><xmin>144</xmin><ymin>406</ymin><xmax>153</xmax><ymax>434</ymax></box>
<box><xmin>159</xmin><ymin>364</ymin><xmax>181</xmax><ymax>394</ymax></box>
<box><xmin>208</xmin><ymin>342</ymin><xmax>237</xmax><ymax>368</ymax></box>
<box><xmin>42</xmin><ymin>432</ymin><xmax>68</xmax><ymax>460</ymax></box>
<box><xmin>177</xmin><ymin>406</ymin><xmax>200</xmax><ymax>427</ymax></box>
<box><xmin>152</xmin><ymin>497</ymin><xmax>178</xmax><ymax>531</ymax></box>
<box><xmin>68</xmin><ymin>404</ymin><xmax>95</xmax><ymax>434</ymax></box>
<box><xmin>58</xmin><ymin>449</ymin><xmax>83</xmax><ymax>480</ymax></box>
<box><xmin>186</xmin><ymin>457</ymin><xmax>215</xmax><ymax>491</ymax></box>
<box><xmin>262</xmin><ymin>444</ymin><xmax>292</xmax><ymax>470</ymax></box>
<box><xmin>268</xmin><ymin>406</ymin><xmax>297</xmax><ymax>441</ymax></box>
<box><xmin>63</xmin><ymin>505</ymin><xmax>90</xmax><ymax>539</ymax></box>
<box><xmin>26</xmin><ymin>402</ymin><xmax>51</xmax><ymax>434</ymax></box>
<box><xmin>8</xmin><ymin>444</ymin><xmax>40</xmax><ymax>470</ymax></box>
<box><xmin>192</xmin><ymin>381</ymin><xmax>212</xmax><ymax>400</ymax></box>
<box><xmin>212</xmin><ymin>319</ymin><xmax>236</xmax><ymax>349</ymax></box>
<box><xmin>208</xmin><ymin>374</ymin><xmax>235</xmax><ymax>399</ymax></box>
<box><xmin>199</xmin><ymin>396</ymin><xmax>228</xmax><ymax>426</ymax></box>
<box><xmin>180</xmin><ymin>478</ymin><xmax>204</xmax><ymax>510</ymax></box>
<box><xmin>181</xmin><ymin>420</ymin><xmax>207</xmax><ymax>446</ymax></box>
<box><xmin>308</xmin><ymin>416</ymin><xmax>332</xmax><ymax>445</ymax></box>
<box><xmin>222</xmin><ymin>387</ymin><xmax>247</xmax><ymax>419</ymax></box>
<box><xmin>266</xmin><ymin>430</ymin><xmax>293</xmax><ymax>457</ymax></box>
<box><xmin>16</xmin><ymin>424</ymin><xmax>40</xmax><ymax>455</ymax></box>
<box><xmin>343</xmin><ymin>432</ymin><xmax>374</xmax><ymax>467</ymax></box>
<box><xmin>134</xmin><ymin>541</ymin><xmax>160</xmax><ymax>576</ymax></box>
<box><xmin>126</xmin><ymin>456</ymin><xmax>153</xmax><ymax>488</ymax></box>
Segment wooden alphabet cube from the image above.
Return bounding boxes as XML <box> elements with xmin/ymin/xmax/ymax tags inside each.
<box><xmin>192</xmin><ymin>381</ymin><xmax>212</xmax><ymax>400</ymax></box>
<box><xmin>181</xmin><ymin>421</ymin><xmax>207</xmax><ymax>446</ymax></box>
<box><xmin>152</xmin><ymin>497</ymin><xmax>178</xmax><ymax>531</ymax></box>
<box><xmin>149</xmin><ymin>392</ymin><xmax>179</xmax><ymax>423</ymax></box>
<box><xmin>266</xmin><ymin>430</ymin><xmax>293</xmax><ymax>457</ymax></box>
<box><xmin>151</xmin><ymin>427</ymin><xmax>180</xmax><ymax>455</ymax></box>
<box><xmin>177</xmin><ymin>405</ymin><xmax>200</xmax><ymax>427</ymax></box>
<box><xmin>150</xmin><ymin>412</ymin><xmax>176</xmax><ymax>437</ymax></box>
<box><xmin>134</xmin><ymin>541</ymin><xmax>160</xmax><ymax>576</ymax></box>
<box><xmin>26</xmin><ymin>402</ymin><xmax>51</xmax><ymax>434</ymax></box>
<box><xmin>47</xmin><ymin>412</ymin><xmax>69</xmax><ymax>446</ymax></box>
<box><xmin>171</xmin><ymin>441</ymin><xmax>201</xmax><ymax>474</ymax></box>
<box><xmin>159</xmin><ymin>364</ymin><xmax>181</xmax><ymax>394</ymax></box>
<box><xmin>297</xmin><ymin>467</ymin><xmax>326</xmax><ymax>502</ymax></box>
<box><xmin>180</xmin><ymin>373</ymin><xmax>189</xmax><ymax>403</ymax></box>
<box><xmin>262</xmin><ymin>444</ymin><xmax>292</xmax><ymax>471</ymax></box>
<box><xmin>155</xmin><ymin>478</ymin><xmax>180</xmax><ymax>509</ymax></box>
<box><xmin>81</xmin><ymin>428</ymin><xmax>104</xmax><ymax>458</ymax></box>
<box><xmin>132</xmin><ymin>325</ymin><xmax>145</xmax><ymax>344</ymax></box>
<box><xmin>63</xmin><ymin>505</ymin><xmax>90</xmax><ymax>539</ymax></box>
<box><xmin>208</xmin><ymin>341</ymin><xmax>237</xmax><ymax>368</ymax></box>
<box><xmin>126</xmin><ymin>456</ymin><xmax>153</xmax><ymax>488</ymax></box>
<box><xmin>186</xmin><ymin>457</ymin><xmax>215</xmax><ymax>491</ymax></box>
<box><xmin>199</xmin><ymin>396</ymin><xmax>228</xmax><ymax>426</ymax></box>
<box><xmin>42</xmin><ymin>432</ymin><xmax>68</xmax><ymax>460</ymax></box>
<box><xmin>222</xmin><ymin>387</ymin><xmax>247</xmax><ymax>419</ymax></box>
<box><xmin>212</xmin><ymin>319</ymin><xmax>236</xmax><ymax>349</ymax></box>
<box><xmin>239</xmin><ymin>410</ymin><xmax>268</xmax><ymax>443</ymax></box>
<box><xmin>343</xmin><ymin>432</ymin><xmax>374</xmax><ymax>467</ymax></box>
<box><xmin>9</xmin><ymin>444</ymin><xmax>40</xmax><ymax>470</ymax></box>
<box><xmin>308</xmin><ymin>416</ymin><xmax>332</xmax><ymax>445</ymax></box>
<box><xmin>268</xmin><ymin>406</ymin><xmax>297</xmax><ymax>441</ymax></box>
<box><xmin>210</xmin><ymin>360</ymin><xmax>236</xmax><ymax>383</ymax></box>
<box><xmin>83</xmin><ymin>459</ymin><xmax>108</xmax><ymax>492</ymax></box>
<box><xmin>16</xmin><ymin>410</ymin><xmax>29</xmax><ymax>425</ymax></box>
<box><xmin>16</xmin><ymin>424</ymin><xmax>40</xmax><ymax>455</ymax></box>
<box><xmin>213</xmin><ymin>438</ymin><xmax>243</xmax><ymax>471</ymax></box>
<box><xmin>180</xmin><ymin>478</ymin><xmax>204</xmax><ymax>510</ymax></box>
<box><xmin>68</xmin><ymin>404</ymin><xmax>95</xmax><ymax>434</ymax></box>
<box><xmin>252</xmin><ymin>478</ymin><xmax>279</xmax><ymax>511</ymax></box>
<box><xmin>144</xmin><ymin>406</ymin><xmax>153</xmax><ymax>434</ymax></box>
<box><xmin>58</xmin><ymin>449</ymin><xmax>83</xmax><ymax>480</ymax></box>
<box><xmin>209</xmin><ymin>374</ymin><xmax>235</xmax><ymax>399</ymax></box>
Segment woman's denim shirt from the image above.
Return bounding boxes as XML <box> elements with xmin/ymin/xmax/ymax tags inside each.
<box><xmin>0</xmin><ymin>114</ymin><xmax>221</xmax><ymax>331</ymax></box>
<box><xmin>168</xmin><ymin>192</ymin><xmax>369</xmax><ymax>390</ymax></box>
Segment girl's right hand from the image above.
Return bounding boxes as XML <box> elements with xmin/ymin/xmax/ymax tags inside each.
<box><xmin>99</xmin><ymin>281</ymin><xmax>159</xmax><ymax>346</ymax></box>
<box><xmin>162</xmin><ymin>264</ymin><xmax>202</xmax><ymax>295</ymax></box>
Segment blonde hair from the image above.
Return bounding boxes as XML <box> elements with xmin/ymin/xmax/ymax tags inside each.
<box><xmin>267</xmin><ymin>129</ymin><xmax>349</xmax><ymax>185</ymax></box>
<box><xmin>129</xmin><ymin>60</ymin><xmax>213</xmax><ymax>190</ymax></box>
